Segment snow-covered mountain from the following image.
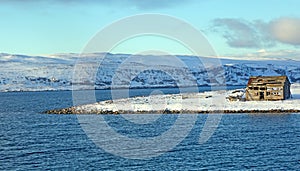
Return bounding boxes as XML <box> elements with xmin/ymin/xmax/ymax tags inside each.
<box><xmin>1</xmin><ymin>53</ymin><xmax>300</xmax><ymax>92</ymax></box>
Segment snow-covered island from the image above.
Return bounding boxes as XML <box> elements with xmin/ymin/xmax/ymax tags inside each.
<box><xmin>46</xmin><ymin>84</ymin><xmax>300</xmax><ymax>114</ymax></box>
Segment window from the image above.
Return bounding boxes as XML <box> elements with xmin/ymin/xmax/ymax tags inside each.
<box><xmin>272</xmin><ymin>92</ymin><xmax>281</xmax><ymax>96</ymax></box>
<box><xmin>254</xmin><ymin>87</ymin><xmax>258</xmax><ymax>90</ymax></box>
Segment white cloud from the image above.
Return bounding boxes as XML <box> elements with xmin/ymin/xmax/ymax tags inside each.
<box><xmin>257</xmin><ymin>49</ymin><xmax>267</xmax><ymax>54</ymax></box>
<box><xmin>269</xmin><ymin>17</ymin><xmax>300</xmax><ymax>45</ymax></box>
<box><xmin>212</xmin><ymin>19</ymin><xmax>248</xmax><ymax>48</ymax></box>
<box><xmin>236</xmin><ymin>50</ymin><xmax>300</xmax><ymax>61</ymax></box>
<box><xmin>212</xmin><ymin>17</ymin><xmax>300</xmax><ymax>48</ymax></box>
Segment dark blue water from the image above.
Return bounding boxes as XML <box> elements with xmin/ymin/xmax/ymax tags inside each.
<box><xmin>0</xmin><ymin>88</ymin><xmax>299</xmax><ymax>170</ymax></box>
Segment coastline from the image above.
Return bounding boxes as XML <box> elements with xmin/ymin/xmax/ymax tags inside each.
<box><xmin>45</xmin><ymin>84</ymin><xmax>300</xmax><ymax>114</ymax></box>
<box><xmin>0</xmin><ymin>85</ymin><xmax>245</xmax><ymax>93</ymax></box>
<box><xmin>45</xmin><ymin>108</ymin><xmax>300</xmax><ymax>114</ymax></box>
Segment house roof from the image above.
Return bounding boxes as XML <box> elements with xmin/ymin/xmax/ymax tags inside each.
<box><xmin>247</xmin><ymin>76</ymin><xmax>290</xmax><ymax>86</ymax></box>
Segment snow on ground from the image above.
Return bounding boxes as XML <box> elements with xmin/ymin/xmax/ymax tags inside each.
<box><xmin>66</xmin><ymin>84</ymin><xmax>300</xmax><ymax>114</ymax></box>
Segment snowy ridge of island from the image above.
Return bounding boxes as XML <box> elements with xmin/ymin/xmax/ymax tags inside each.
<box><xmin>46</xmin><ymin>84</ymin><xmax>300</xmax><ymax>114</ymax></box>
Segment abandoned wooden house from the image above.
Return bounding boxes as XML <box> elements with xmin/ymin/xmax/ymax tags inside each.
<box><xmin>246</xmin><ymin>76</ymin><xmax>291</xmax><ymax>101</ymax></box>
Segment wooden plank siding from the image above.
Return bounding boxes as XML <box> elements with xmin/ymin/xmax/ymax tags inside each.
<box><xmin>245</xmin><ymin>76</ymin><xmax>291</xmax><ymax>101</ymax></box>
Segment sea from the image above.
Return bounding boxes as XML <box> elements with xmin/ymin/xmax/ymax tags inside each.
<box><xmin>0</xmin><ymin>87</ymin><xmax>299</xmax><ymax>170</ymax></box>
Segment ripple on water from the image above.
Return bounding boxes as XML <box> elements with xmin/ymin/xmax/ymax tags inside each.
<box><xmin>0</xmin><ymin>91</ymin><xmax>299</xmax><ymax>170</ymax></box>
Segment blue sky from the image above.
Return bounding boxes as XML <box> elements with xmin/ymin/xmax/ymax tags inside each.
<box><xmin>1</xmin><ymin>0</ymin><xmax>300</xmax><ymax>58</ymax></box>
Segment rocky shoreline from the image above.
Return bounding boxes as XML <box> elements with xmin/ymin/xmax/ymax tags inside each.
<box><xmin>45</xmin><ymin>108</ymin><xmax>300</xmax><ymax>114</ymax></box>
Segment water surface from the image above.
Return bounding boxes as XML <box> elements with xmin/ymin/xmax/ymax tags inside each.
<box><xmin>0</xmin><ymin>88</ymin><xmax>299</xmax><ymax>170</ymax></box>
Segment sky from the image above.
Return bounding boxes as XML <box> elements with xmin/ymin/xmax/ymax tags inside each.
<box><xmin>1</xmin><ymin>0</ymin><xmax>300</xmax><ymax>59</ymax></box>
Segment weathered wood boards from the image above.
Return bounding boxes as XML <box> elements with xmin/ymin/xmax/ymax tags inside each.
<box><xmin>246</xmin><ymin>76</ymin><xmax>291</xmax><ymax>101</ymax></box>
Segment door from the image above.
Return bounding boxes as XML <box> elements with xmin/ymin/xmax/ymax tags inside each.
<box><xmin>259</xmin><ymin>92</ymin><xmax>264</xmax><ymax>100</ymax></box>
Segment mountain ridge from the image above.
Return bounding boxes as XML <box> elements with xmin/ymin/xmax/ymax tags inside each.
<box><xmin>1</xmin><ymin>53</ymin><xmax>300</xmax><ymax>92</ymax></box>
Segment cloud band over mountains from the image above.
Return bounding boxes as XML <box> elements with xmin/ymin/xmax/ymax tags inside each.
<box><xmin>213</xmin><ymin>17</ymin><xmax>300</xmax><ymax>48</ymax></box>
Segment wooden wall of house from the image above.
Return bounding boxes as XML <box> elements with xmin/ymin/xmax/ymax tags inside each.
<box><xmin>266</xmin><ymin>86</ymin><xmax>284</xmax><ymax>100</ymax></box>
<box><xmin>246</xmin><ymin>86</ymin><xmax>285</xmax><ymax>101</ymax></box>
<box><xmin>246</xmin><ymin>76</ymin><xmax>291</xmax><ymax>101</ymax></box>
<box><xmin>245</xmin><ymin>90</ymin><xmax>257</xmax><ymax>100</ymax></box>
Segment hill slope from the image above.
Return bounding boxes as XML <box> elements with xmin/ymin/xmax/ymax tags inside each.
<box><xmin>1</xmin><ymin>53</ymin><xmax>300</xmax><ymax>92</ymax></box>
